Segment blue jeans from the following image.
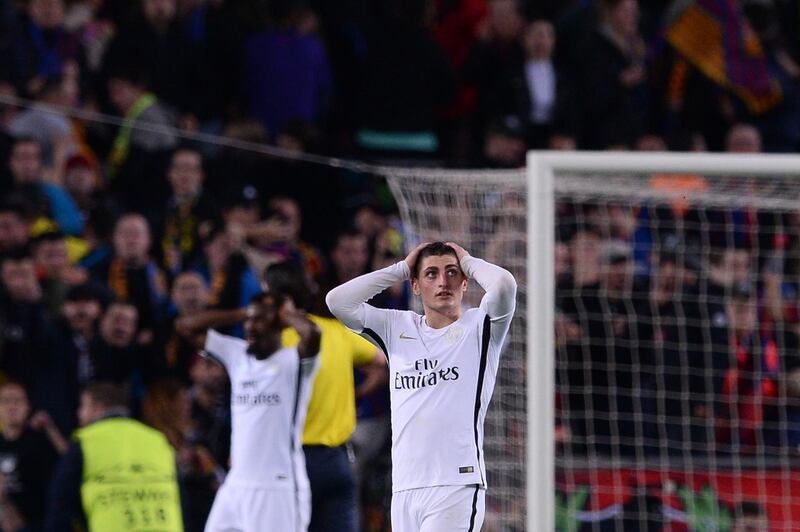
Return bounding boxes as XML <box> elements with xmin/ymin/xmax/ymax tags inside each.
<box><xmin>303</xmin><ymin>445</ymin><xmax>357</xmax><ymax>532</ymax></box>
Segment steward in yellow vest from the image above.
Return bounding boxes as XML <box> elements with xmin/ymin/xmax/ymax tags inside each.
<box><xmin>44</xmin><ymin>383</ymin><xmax>183</xmax><ymax>531</ymax></box>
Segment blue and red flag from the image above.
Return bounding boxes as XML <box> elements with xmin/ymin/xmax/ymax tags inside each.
<box><xmin>665</xmin><ymin>0</ymin><xmax>782</xmax><ymax>114</ymax></box>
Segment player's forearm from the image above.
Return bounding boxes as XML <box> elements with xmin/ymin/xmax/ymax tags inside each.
<box><xmin>176</xmin><ymin>308</ymin><xmax>248</xmax><ymax>337</ymax></box>
<box><xmin>326</xmin><ymin>261</ymin><xmax>409</xmax><ymax>330</ymax></box>
<box><xmin>461</xmin><ymin>255</ymin><xmax>517</xmax><ymax>319</ymax></box>
<box><xmin>285</xmin><ymin>314</ymin><xmax>322</xmax><ymax>358</ymax></box>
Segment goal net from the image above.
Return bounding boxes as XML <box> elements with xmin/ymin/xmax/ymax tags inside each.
<box><xmin>381</xmin><ymin>153</ymin><xmax>800</xmax><ymax>532</ymax></box>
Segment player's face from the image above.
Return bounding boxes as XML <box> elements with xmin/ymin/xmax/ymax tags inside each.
<box><xmin>412</xmin><ymin>254</ymin><xmax>467</xmax><ymax>315</ymax></box>
<box><xmin>244</xmin><ymin>299</ymin><xmax>281</xmax><ymax>359</ymax></box>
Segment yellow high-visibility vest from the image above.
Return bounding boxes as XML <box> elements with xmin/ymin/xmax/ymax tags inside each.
<box><xmin>75</xmin><ymin>417</ymin><xmax>183</xmax><ymax>531</ymax></box>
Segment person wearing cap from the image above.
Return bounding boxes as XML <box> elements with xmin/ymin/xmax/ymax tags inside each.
<box><xmin>159</xmin><ymin>147</ymin><xmax>218</xmax><ymax>276</ymax></box>
<box><xmin>62</xmin><ymin>152</ymin><xmax>110</xmax><ymax>217</ymax></box>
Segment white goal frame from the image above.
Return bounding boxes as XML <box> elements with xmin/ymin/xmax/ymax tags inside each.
<box><xmin>525</xmin><ymin>151</ymin><xmax>800</xmax><ymax>532</ymax></box>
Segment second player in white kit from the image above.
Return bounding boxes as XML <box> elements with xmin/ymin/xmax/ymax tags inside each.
<box><xmin>179</xmin><ymin>291</ymin><xmax>321</xmax><ymax>532</ymax></box>
<box><xmin>327</xmin><ymin>242</ymin><xmax>517</xmax><ymax>532</ymax></box>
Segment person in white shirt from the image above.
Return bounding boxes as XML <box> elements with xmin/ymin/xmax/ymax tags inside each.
<box><xmin>326</xmin><ymin>241</ymin><xmax>516</xmax><ymax>532</ymax></box>
<box><xmin>177</xmin><ymin>291</ymin><xmax>321</xmax><ymax>532</ymax></box>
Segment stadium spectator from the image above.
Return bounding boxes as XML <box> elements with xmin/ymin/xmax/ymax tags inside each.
<box><xmin>646</xmin><ymin>251</ymin><xmax>695</xmax><ymax>449</ymax></box>
<box><xmin>9</xmin><ymin>74</ymin><xmax>80</xmax><ymax>167</ymax></box>
<box><xmin>0</xmin><ymin>199</ymin><xmax>31</xmax><ymax>253</ymax></box>
<box><xmin>247</xmin><ymin>196</ymin><xmax>325</xmax><ymax>283</ymax></box>
<box><xmin>9</xmin><ymin>0</ymin><xmax>83</xmax><ymax>97</ymax></box>
<box><xmin>44</xmin><ymin>381</ymin><xmax>183</xmax><ymax>531</ymax></box>
<box><xmin>0</xmin><ymin>248</ymin><xmax>55</xmax><ymax>392</ymax></box>
<box><xmin>104</xmin><ymin>62</ymin><xmax>178</xmax><ymax>209</ymax></box>
<box><xmin>521</xmin><ymin>19</ymin><xmax>576</xmax><ymax>148</ymax></box>
<box><xmin>152</xmin><ymin>270</ymin><xmax>212</xmax><ymax>382</ymax></box>
<box><xmin>558</xmin><ymin>228</ymin><xmax>608</xmax><ymax>454</ymax></box>
<box><xmin>31</xmin><ymin>230</ymin><xmax>85</xmax><ymax>318</ymax></box>
<box><xmin>581</xmin><ymin>0</ymin><xmax>647</xmax><ymax>149</ymax></box>
<box><xmin>89</xmin><ymin>213</ymin><xmax>168</xmax><ymax>338</ymax></box>
<box><xmin>8</xmin><ymin>136</ymin><xmax>83</xmax><ymax>235</ymax></box>
<box><xmin>462</xmin><ymin>0</ymin><xmax>525</xmax><ymax>154</ymax></box>
<box><xmin>0</xmin><ymin>381</ymin><xmax>61</xmax><ymax>531</ymax></box>
<box><xmin>89</xmin><ymin>300</ymin><xmax>140</xmax><ymax>385</ymax></box>
<box><xmin>725</xmin><ymin>123</ymin><xmax>763</xmax><ymax>153</ymax></box>
<box><xmin>717</xmin><ymin>282</ymin><xmax>781</xmax><ymax>450</ymax></box>
<box><xmin>194</xmin><ymin>220</ymin><xmax>259</xmax><ymax>338</ymax></box>
<box><xmin>184</xmin><ymin>354</ymin><xmax>230</xmax><ymax>532</ymax></box>
<box><xmin>242</xmin><ymin>2</ymin><xmax>332</xmax><ymax>139</ymax></box>
<box><xmin>315</xmin><ymin>228</ymin><xmax>370</xmax><ymax>315</ymax></box>
<box><xmin>102</xmin><ymin>0</ymin><xmax>202</xmax><ymax>119</ymax></box>
<box><xmin>159</xmin><ymin>147</ymin><xmax>218</xmax><ymax>276</ymax></box>
<box><xmin>38</xmin><ymin>282</ymin><xmax>109</xmax><ymax>434</ymax></box>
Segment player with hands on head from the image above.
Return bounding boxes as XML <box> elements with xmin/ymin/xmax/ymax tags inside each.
<box><xmin>326</xmin><ymin>240</ymin><xmax>517</xmax><ymax>532</ymax></box>
<box><xmin>177</xmin><ymin>291</ymin><xmax>321</xmax><ymax>532</ymax></box>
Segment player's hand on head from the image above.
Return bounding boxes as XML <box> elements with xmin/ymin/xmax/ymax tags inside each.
<box><xmin>404</xmin><ymin>242</ymin><xmax>430</xmax><ymax>272</ymax></box>
<box><xmin>445</xmin><ymin>242</ymin><xmax>469</xmax><ymax>261</ymax></box>
<box><xmin>278</xmin><ymin>296</ymin><xmax>297</xmax><ymax>326</ymax></box>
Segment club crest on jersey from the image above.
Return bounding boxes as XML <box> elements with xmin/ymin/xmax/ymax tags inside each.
<box><xmin>394</xmin><ymin>357</ymin><xmax>459</xmax><ymax>390</ymax></box>
<box><xmin>445</xmin><ymin>325</ymin><xmax>464</xmax><ymax>344</ymax></box>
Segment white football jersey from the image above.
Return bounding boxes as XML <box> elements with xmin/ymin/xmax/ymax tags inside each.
<box><xmin>361</xmin><ymin>304</ymin><xmax>511</xmax><ymax>492</ymax></box>
<box><xmin>204</xmin><ymin>330</ymin><xmax>319</xmax><ymax>490</ymax></box>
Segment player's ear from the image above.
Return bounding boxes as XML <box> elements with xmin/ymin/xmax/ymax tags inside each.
<box><xmin>461</xmin><ymin>278</ymin><xmax>468</xmax><ymax>292</ymax></box>
<box><xmin>411</xmin><ymin>277</ymin><xmax>421</xmax><ymax>296</ymax></box>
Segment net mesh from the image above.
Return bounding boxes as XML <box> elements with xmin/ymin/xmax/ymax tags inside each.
<box><xmin>383</xmin><ymin>164</ymin><xmax>800</xmax><ymax>531</ymax></box>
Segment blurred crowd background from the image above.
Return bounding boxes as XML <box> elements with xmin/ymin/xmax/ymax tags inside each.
<box><xmin>1</xmin><ymin>0</ymin><xmax>800</xmax><ymax>530</ymax></box>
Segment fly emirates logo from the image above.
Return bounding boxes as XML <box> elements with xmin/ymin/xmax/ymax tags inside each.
<box><xmin>394</xmin><ymin>358</ymin><xmax>460</xmax><ymax>390</ymax></box>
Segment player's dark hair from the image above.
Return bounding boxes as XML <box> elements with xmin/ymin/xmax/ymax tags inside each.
<box><xmin>250</xmin><ymin>290</ymin><xmax>285</xmax><ymax>310</ymax></box>
<box><xmin>412</xmin><ymin>242</ymin><xmax>459</xmax><ymax>278</ymax></box>
<box><xmin>83</xmin><ymin>381</ymin><xmax>128</xmax><ymax>410</ymax></box>
<box><xmin>263</xmin><ymin>261</ymin><xmax>314</xmax><ymax>311</ymax></box>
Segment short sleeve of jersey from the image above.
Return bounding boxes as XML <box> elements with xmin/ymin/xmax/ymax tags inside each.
<box><xmin>299</xmin><ymin>351</ymin><xmax>321</xmax><ymax>378</ymax></box>
<box><xmin>361</xmin><ymin>305</ymin><xmax>393</xmax><ymax>354</ymax></box>
<box><xmin>204</xmin><ymin>329</ymin><xmax>246</xmax><ymax>370</ymax></box>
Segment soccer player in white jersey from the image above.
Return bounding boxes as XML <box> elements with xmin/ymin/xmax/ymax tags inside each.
<box><xmin>326</xmin><ymin>241</ymin><xmax>516</xmax><ymax>532</ymax></box>
<box><xmin>177</xmin><ymin>291</ymin><xmax>321</xmax><ymax>532</ymax></box>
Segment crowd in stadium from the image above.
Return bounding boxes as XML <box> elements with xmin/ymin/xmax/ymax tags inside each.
<box><xmin>1</xmin><ymin>0</ymin><xmax>800</xmax><ymax>530</ymax></box>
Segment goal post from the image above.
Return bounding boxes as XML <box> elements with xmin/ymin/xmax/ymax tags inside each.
<box><xmin>527</xmin><ymin>153</ymin><xmax>556</xmax><ymax>532</ymax></box>
<box><xmin>525</xmin><ymin>150</ymin><xmax>800</xmax><ymax>532</ymax></box>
